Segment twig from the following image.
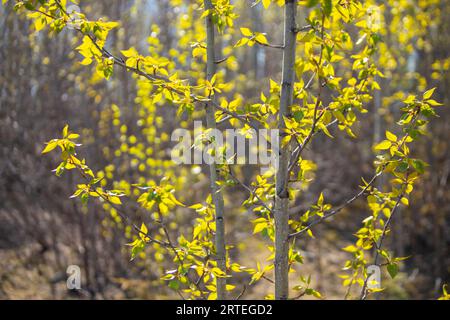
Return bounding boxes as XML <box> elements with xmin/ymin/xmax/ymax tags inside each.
<box><xmin>359</xmin><ymin>194</ymin><xmax>403</xmax><ymax>300</ymax></box>
<box><xmin>228</xmin><ymin>166</ymin><xmax>273</xmax><ymax>214</ymax></box>
<box><xmin>287</xmin><ymin>15</ymin><xmax>326</xmax><ymax>174</ymax></box>
<box><xmin>289</xmin><ymin>171</ymin><xmax>382</xmax><ymax>238</ymax></box>
<box><xmin>235</xmin><ymin>285</ymin><xmax>246</xmax><ymax>300</ymax></box>
<box><xmin>261</xmin><ymin>275</ymin><xmax>275</xmax><ymax>284</ymax></box>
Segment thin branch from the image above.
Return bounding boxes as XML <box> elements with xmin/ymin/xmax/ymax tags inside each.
<box><xmin>75</xmin><ymin>168</ymin><xmax>169</xmax><ymax>246</ymax></box>
<box><xmin>294</xmin><ymin>24</ymin><xmax>314</xmax><ymax>33</ymax></box>
<box><xmin>228</xmin><ymin>166</ymin><xmax>273</xmax><ymax>214</ymax></box>
<box><xmin>289</xmin><ymin>171</ymin><xmax>382</xmax><ymax>239</ymax></box>
<box><xmin>287</xmin><ymin>15</ymin><xmax>326</xmax><ymax>174</ymax></box>
<box><xmin>359</xmin><ymin>194</ymin><xmax>403</xmax><ymax>300</ymax></box>
<box><xmin>261</xmin><ymin>275</ymin><xmax>275</xmax><ymax>284</ymax></box>
<box><xmin>235</xmin><ymin>285</ymin><xmax>246</xmax><ymax>300</ymax></box>
<box><xmin>257</xmin><ymin>41</ymin><xmax>284</xmax><ymax>49</ymax></box>
<box><xmin>50</xmin><ymin>3</ymin><xmax>256</xmax><ymax>130</ymax></box>
<box><xmin>67</xmin><ymin>154</ymin><xmax>210</xmax><ymax>297</ymax></box>
<box><xmin>215</xmin><ymin>56</ymin><xmax>230</xmax><ymax>64</ymax></box>
<box><xmin>290</xmin><ymin>290</ymin><xmax>307</xmax><ymax>300</ymax></box>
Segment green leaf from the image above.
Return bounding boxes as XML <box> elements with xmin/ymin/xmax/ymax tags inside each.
<box><xmin>293</xmin><ymin>110</ymin><xmax>304</xmax><ymax>122</ymax></box>
<box><xmin>411</xmin><ymin>159</ymin><xmax>426</xmax><ymax>174</ymax></box>
<box><xmin>168</xmin><ymin>280</ymin><xmax>180</xmax><ymax>290</ymax></box>
<box><xmin>387</xmin><ymin>263</ymin><xmax>399</xmax><ymax>279</ymax></box>
<box><xmin>306</xmin><ymin>0</ymin><xmax>319</xmax><ymax>7</ymax></box>
<box><xmin>129</xmin><ymin>239</ymin><xmax>145</xmax><ymax>261</ymax></box>
<box><xmin>322</xmin><ymin>0</ymin><xmax>332</xmax><ymax>17</ymax></box>
<box><xmin>397</xmin><ymin>161</ymin><xmax>409</xmax><ymax>172</ymax></box>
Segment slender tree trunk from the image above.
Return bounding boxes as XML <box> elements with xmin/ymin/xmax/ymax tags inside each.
<box><xmin>204</xmin><ymin>0</ymin><xmax>227</xmax><ymax>300</ymax></box>
<box><xmin>275</xmin><ymin>0</ymin><xmax>297</xmax><ymax>300</ymax></box>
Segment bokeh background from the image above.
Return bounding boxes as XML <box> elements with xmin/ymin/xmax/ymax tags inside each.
<box><xmin>0</xmin><ymin>0</ymin><xmax>448</xmax><ymax>299</ymax></box>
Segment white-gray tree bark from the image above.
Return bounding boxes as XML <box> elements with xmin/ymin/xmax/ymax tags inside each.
<box><xmin>204</xmin><ymin>0</ymin><xmax>227</xmax><ymax>300</ymax></box>
<box><xmin>275</xmin><ymin>0</ymin><xmax>297</xmax><ymax>300</ymax></box>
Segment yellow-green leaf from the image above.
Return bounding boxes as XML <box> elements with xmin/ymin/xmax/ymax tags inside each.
<box><xmin>240</xmin><ymin>27</ymin><xmax>253</xmax><ymax>37</ymax></box>
<box><xmin>385</xmin><ymin>131</ymin><xmax>397</xmax><ymax>142</ymax></box>
<box><xmin>253</xmin><ymin>222</ymin><xmax>267</xmax><ymax>234</ymax></box>
<box><xmin>255</xmin><ymin>33</ymin><xmax>268</xmax><ymax>45</ymax></box>
<box><xmin>109</xmin><ymin>195</ymin><xmax>122</xmax><ymax>205</ymax></box>
<box><xmin>423</xmin><ymin>87</ymin><xmax>436</xmax><ymax>100</ymax></box>
<box><xmin>374</xmin><ymin>140</ymin><xmax>392</xmax><ymax>150</ymax></box>
<box><xmin>41</xmin><ymin>140</ymin><xmax>59</xmax><ymax>154</ymax></box>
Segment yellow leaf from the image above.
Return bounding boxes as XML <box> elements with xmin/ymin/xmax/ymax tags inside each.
<box><xmin>385</xmin><ymin>131</ymin><xmax>397</xmax><ymax>142</ymax></box>
<box><xmin>200</xmin><ymin>9</ymin><xmax>210</xmax><ymax>19</ymax></box>
<box><xmin>234</xmin><ymin>38</ymin><xmax>249</xmax><ymax>47</ymax></box>
<box><xmin>121</xmin><ymin>47</ymin><xmax>138</xmax><ymax>58</ymax></box>
<box><xmin>159</xmin><ymin>202</ymin><xmax>169</xmax><ymax>214</ymax></box>
<box><xmin>109</xmin><ymin>196</ymin><xmax>122</xmax><ymax>205</ymax></box>
<box><xmin>34</xmin><ymin>18</ymin><xmax>45</xmax><ymax>32</ymax></box>
<box><xmin>140</xmin><ymin>223</ymin><xmax>148</xmax><ymax>235</ymax></box>
<box><xmin>255</xmin><ymin>33</ymin><xmax>268</xmax><ymax>45</ymax></box>
<box><xmin>192</xmin><ymin>47</ymin><xmax>203</xmax><ymax>58</ymax></box>
<box><xmin>262</xmin><ymin>0</ymin><xmax>271</xmax><ymax>9</ymax></box>
<box><xmin>423</xmin><ymin>87</ymin><xmax>435</xmax><ymax>100</ymax></box>
<box><xmin>401</xmin><ymin>197</ymin><xmax>409</xmax><ymax>206</ymax></box>
<box><xmin>68</xmin><ymin>133</ymin><xmax>80</xmax><ymax>140</ymax></box>
<box><xmin>80</xmin><ymin>57</ymin><xmax>92</xmax><ymax>65</ymax></box>
<box><xmin>374</xmin><ymin>140</ymin><xmax>391</xmax><ymax>150</ymax></box>
<box><xmin>240</xmin><ymin>27</ymin><xmax>253</xmax><ymax>37</ymax></box>
<box><xmin>211</xmin><ymin>267</ymin><xmax>226</xmax><ymax>277</ymax></box>
<box><xmin>41</xmin><ymin>140</ymin><xmax>59</xmax><ymax>154</ymax></box>
<box><xmin>207</xmin><ymin>292</ymin><xmax>217</xmax><ymax>300</ymax></box>
<box><xmin>319</xmin><ymin>123</ymin><xmax>334</xmax><ymax>138</ymax></box>
<box><xmin>253</xmin><ymin>222</ymin><xmax>267</xmax><ymax>234</ymax></box>
<box><xmin>427</xmin><ymin>99</ymin><xmax>443</xmax><ymax>106</ymax></box>
<box><xmin>342</xmin><ymin>245</ymin><xmax>358</xmax><ymax>253</ymax></box>
<box><xmin>62</xmin><ymin>124</ymin><xmax>69</xmax><ymax>138</ymax></box>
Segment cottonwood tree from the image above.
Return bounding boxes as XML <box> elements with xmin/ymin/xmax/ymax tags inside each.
<box><xmin>7</xmin><ymin>0</ymin><xmax>445</xmax><ymax>300</ymax></box>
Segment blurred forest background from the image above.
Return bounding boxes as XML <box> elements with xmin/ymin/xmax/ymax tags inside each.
<box><xmin>0</xmin><ymin>0</ymin><xmax>449</xmax><ymax>299</ymax></box>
